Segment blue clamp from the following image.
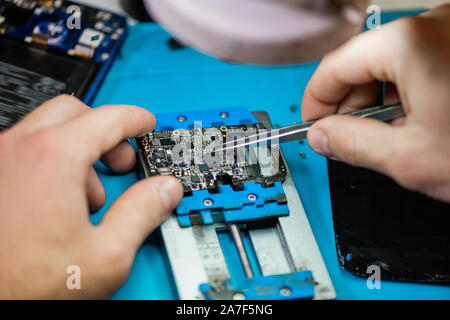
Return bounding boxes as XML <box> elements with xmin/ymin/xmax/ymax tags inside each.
<box><xmin>176</xmin><ymin>182</ymin><xmax>289</xmax><ymax>227</ymax></box>
<box><xmin>200</xmin><ymin>271</ymin><xmax>315</xmax><ymax>300</ymax></box>
<box><xmin>154</xmin><ymin>107</ymin><xmax>258</xmax><ymax>131</ymax></box>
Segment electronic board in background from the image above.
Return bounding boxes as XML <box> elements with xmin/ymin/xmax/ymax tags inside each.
<box><xmin>0</xmin><ymin>0</ymin><xmax>128</xmax><ymax>130</ymax></box>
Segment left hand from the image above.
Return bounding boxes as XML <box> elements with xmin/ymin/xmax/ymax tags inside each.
<box><xmin>0</xmin><ymin>95</ymin><xmax>183</xmax><ymax>299</ymax></box>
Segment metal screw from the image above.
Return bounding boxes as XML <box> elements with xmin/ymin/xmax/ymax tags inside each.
<box><xmin>203</xmin><ymin>199</ymin><xmax>213</xmax><ymax>207</ymax></box>
<box><xmin>177</xmin><ymin>115</ymin><xmax>187</xmax><ymax>122</ymax></box>
<box><xmin>248</xmin><ymin>194</ymin><xmax>257</xmax><ymax>201</ymax></box>
<box><xmin>233</xmin><ymin>292</ymin><xmax>246</xmax><ymax>300</ymax></box>
<box><xmin>299</xmin><ymin>152</ymin><xmax>306</xmax><ymax>159</ymax></box>
<box><xmin>289</xmin><ymin>105</ymin><xmax>298</xmax><ymax>113</ymax></box>
<box><xmin>280</xmin><ymin>287</ymin><xmax>292</xmax><ymax>297</ymax></box>
<box><xmin>220</xmin><ymin>112</ymin><xmax>229</xmax><ymax>119</ymax></box>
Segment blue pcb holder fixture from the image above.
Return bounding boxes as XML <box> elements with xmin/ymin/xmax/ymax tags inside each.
<box><xmin>137</xmin><ymin>107</ymin><xmax>335</xmax><ymax>300</ymax></box>
<box><xmin>177</xmin><ymin>182</ymin><xmax>289</xmax><ymax>227</ymax></box>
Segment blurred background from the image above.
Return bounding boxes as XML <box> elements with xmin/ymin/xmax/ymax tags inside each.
<box><xmin>79</xmin><ymin>0</ymin><xmax>450</xmax><ymax>22</ymax></box>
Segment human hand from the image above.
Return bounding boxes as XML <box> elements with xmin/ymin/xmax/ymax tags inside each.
<box><xmin>0</xmin><ymin>95</ymin><xmax>183</xmax><ymax>299</ymax></box>
<box><xmin>302</xmin><ymin>5</ymin><xmax>450</xmax><ymax>202</ymax></box>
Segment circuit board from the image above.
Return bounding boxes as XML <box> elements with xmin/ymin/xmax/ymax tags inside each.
<box><xmin>0</xmin><ymin>0</ymin><xmax>127</xmax><ymax>130</ymax></box>
<box><xmin>0</xmin><ymin>0</ymin><xmax>126</xmax><ymax>61</ymax></box>
<box><xmin>137</xmin><ymin>124</ymin><xmax>288</xmax><ymax>193</ymax></box>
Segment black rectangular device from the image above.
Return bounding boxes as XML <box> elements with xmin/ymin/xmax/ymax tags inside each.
<box><xmin>329</xmin><ymin>160</ymin><xmax>450</xmax><ymax>284</ymax></box>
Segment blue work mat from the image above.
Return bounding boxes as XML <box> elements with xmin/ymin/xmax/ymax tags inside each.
<box><xmin>92</xmin><ymin>10</ymin><xmax>450</xmax><ymax>300</ymax></box>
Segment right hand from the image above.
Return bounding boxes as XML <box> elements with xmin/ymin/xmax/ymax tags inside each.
<box><xmin>301</xmin><ymin>5</ymin><xmax>450</xmax><ymax>203</ymax></box>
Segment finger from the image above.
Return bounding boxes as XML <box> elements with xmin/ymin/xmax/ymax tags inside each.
<box><xmin>301</xmin><ymin>23</ymin><xmax>402</xmax><ymax>122</ymax></box>
<box><xmin>100</xmin><ymin>141</ymin><xmax>136</xmax><ymax>173</ymax></box>
<box><xmin>307</xmin><ymin>114</ymin><xmax>399</xmax><ymax>174</ymax></box>
<box><xmin>14</xmin><ymin>95</ymin><xmax>90</xmax><ymax>134</ymax></box>
<box><xmin>87</xmin><ymin>167</ymin><xmax>107</xmax><ymax>211</ymax></box>
<box><xmin>99</xmin><ymin>176</ymin><xmax>183</xmax><ymax>253</ymax></box>
<box><xmin>60</xmin><ymin>105</ymin><xmax>156</xmax><ymax>166</ymax></box>
<box><xmin>420</xmin><ymin>3</ymin><xmax>450</xmax><ymax>19</ymax></box>
<box><xmin>336</xmin><ymin>82</ymin><xmax>381</xmax><ymax>114</ymax></box>
<box><xmin>384</xmin><ymin>82</ymin><xmax>401</xmax><ymax>105</ymax></box>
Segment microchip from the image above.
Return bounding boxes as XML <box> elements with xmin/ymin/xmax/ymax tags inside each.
<box><xmin>78</xmin><ymin>28</ymin><xmax>105</xmax><ymax>48</ymax></box>
<box><xmin>191</xmin><ymin>176</ymin><xmax>200</xmax><ymax>184</ymax></box>
<box><xmin>137</xmin><ymin>124</ymin><xmax>288</xmax><ymax>193</ymax></box>
<box><xmin>160</xmin><ymin>138</ymin><xmax>175</xmax><ymax>146</ymax></box>
<box><xmin>154</xmin><ymin>151</ymin><xmax>166</xmax><ymax>159</ymax></box>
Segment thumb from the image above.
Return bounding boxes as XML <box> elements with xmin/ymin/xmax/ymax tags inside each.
<box><xmin>99</xmin><ymin>176</ymin><xmax>183</xmax><ymax>253</ymax></box>
<box><xmin>307</xmin><ymin>115</ymin><xmax>399</xmax><ymax>175</ymax></box>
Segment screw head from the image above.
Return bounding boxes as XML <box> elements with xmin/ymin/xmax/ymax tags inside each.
<box><xmin>248</xmin><ymin>194</ymin><xmax>257</xmax><ymax>201</ymax></box>
<box><xmin>219</xmin><ymin>112</ymin><xmax>229</xmax><ymax>119</ymax></box>
<box><xmin>232</xmin><ymin>292</ymin><xmax>246</xmax><ymax>300</ymax></box>
<box><xmin>177</xmin><ymin>115</ymin><xmax>187</xmax><ymax>122</ymax></box>
<box><xmin>280</xmin><ymin>287</ymin><xmax>292</xmax><ymax>297</ymax></box>
<box><xmin>203</xmin><ymin>199</ymin><xmax>213</xmax><ymax>207</ymax></box>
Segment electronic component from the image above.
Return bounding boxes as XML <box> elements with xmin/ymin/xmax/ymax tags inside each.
<box><xmin>0</xmin><ymin>0</ymin><xmax>128</xmax><ymax>130</ymax></box>
<box><xmin>137</xmin><ymin>123</ymin><xmax>288</xmax><ymax>193</ymax></box>
<box><xmin>78</xmin><ymin>28</ymin><xmax>104</xmax><ymax>48</ymax></box>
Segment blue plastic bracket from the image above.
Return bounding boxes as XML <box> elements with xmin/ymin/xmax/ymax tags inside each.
<box><xmin>200</xmin><ymin>271</ymin><xmax>315</xmax><ymax>300</ymax></box>
<box><xmin>154</xmin><ymin>107</ymin><xmax>259</xmax><ymax>131</ymax></box>
<box><xmin>177</xmin><ymin>182</ymin><xmax>289</xmax><ymax>227</ymax></box>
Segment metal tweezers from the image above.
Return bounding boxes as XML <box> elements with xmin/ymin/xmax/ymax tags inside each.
<box><xmin>214</xmin><ymin>103</ymin><xmax>405</xmax><ymax>153</ymax></box>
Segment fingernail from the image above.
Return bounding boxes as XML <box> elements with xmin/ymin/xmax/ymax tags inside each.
<box><xmin>159</xmin><ymin>178</ymin><xmax>182</xmax><ymax>212</ymax></box>
<box><xmin>309</xmin><ymin>129</ymin><xmax>331</xmax><ymax>156</ymax></box>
